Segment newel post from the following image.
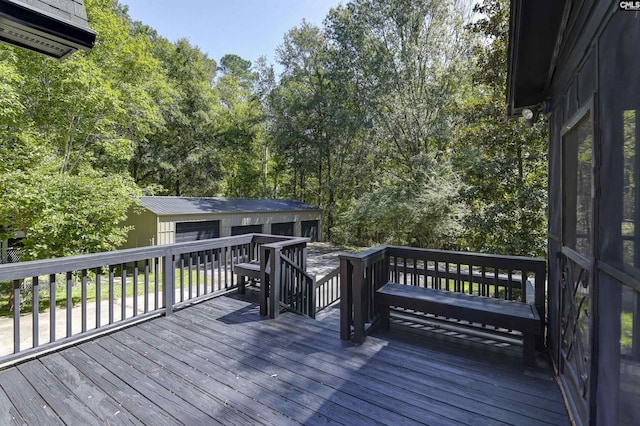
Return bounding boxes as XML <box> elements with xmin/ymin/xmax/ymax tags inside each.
<box><xmin>260</xmin><ymin>244</ymin><xmax>270</xmax><ymax>316</ymax></box>
<box><xmin>339</xmin><ymin>256</ymin><xmax>353</xmax><ymax>341</ymax></box>
<box><xmin>351</xmin><ymin>257</ymin><xmax>365</xmax><ymax>343</ymax></box>
<box><xmin>269</xmin><ymin>245</ymin><xmax>282</xmax><ymax>319</ymax></box>
<box><xmin>163</xmin><ymin>250</ymin><xmax>175</xmax><ymax>315</ymax></box>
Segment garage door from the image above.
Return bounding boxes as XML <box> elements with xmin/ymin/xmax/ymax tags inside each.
<box><xmin>231</xmin><ymin>224</ymin><xmax>263</xmax><ymax>236</ymax></box>
<box><xmin>175</xmin><ymin>220</ymin><xmax>220</xmax><ymax>243</ymax></box>
<box><xmin>271</xmin><ymin>222</ymin><xmax>294</xmax><ymax>236</ymax></box>
<box><xmin>301</xmin><ymin>220</ymin><xmax>319</xmax><ymax>242</ymax></box>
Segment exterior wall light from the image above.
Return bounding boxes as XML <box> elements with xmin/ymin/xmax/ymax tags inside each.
<box><xmin>522</xmin><ymin>108</ymin><xmax>535</xmax><ymax>120</ymax></box>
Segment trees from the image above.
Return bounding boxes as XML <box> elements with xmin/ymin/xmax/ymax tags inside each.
<box><xmin>453</xmin><ymin>0</ymin><xmax>548</xmax><ymax>257</ymax></box>
<box><xmin>0</xmin><ymin>0</ymin><xmax>549</xmax><ymax>259</ymax></box>
<box><xmin>0</xmin><ymin>0</ymin><xmax>145</xmax><ymax>259</ymax></box>
<box><xmin>318</xmin><ymin>0</ymin><xmax>473</xmax><ymax>246</ymax></box>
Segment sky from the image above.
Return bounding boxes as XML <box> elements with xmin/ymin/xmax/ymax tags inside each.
<box><xmin>121</xmin><ymin>0</ymin><xmax>344</xmax><ymax>70</ymax></box>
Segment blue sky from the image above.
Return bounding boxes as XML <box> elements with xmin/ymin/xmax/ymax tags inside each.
<box><xmin>121</xmin><ymin>0</ymin><xmax>344</xmax><ymax>69</ymax></box>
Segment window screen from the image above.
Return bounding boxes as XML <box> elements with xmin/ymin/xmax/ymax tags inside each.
<box><xmin>563</xmin><ymin>115</ymin><xmax>593</xmax><ymax>257</ymax></box>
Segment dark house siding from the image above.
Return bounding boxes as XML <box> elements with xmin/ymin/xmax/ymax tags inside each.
<box><xmin>510</xmin><ymin>2</ymin><xmax>640</xmax><ymax>424</ymax></box>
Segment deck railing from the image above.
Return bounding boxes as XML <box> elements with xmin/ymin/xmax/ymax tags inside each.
<box><xmin>315</xmin><ymin>266</ymin><xmax>340</xmax><ymax>314</ymax></box>
<box><xmin>339</xmin><ymin>245</ymin><xmax>547</xmax><ymax>345</ymax></box>
<box><xmin>260</xmin><ymin>237</ymin><xmax>315</xmax><ymax>318</ymax></box>
<box><xmin>0</xmin><ymin>234</ymin><xmax>297</xmax><ymax>366</ymax></box>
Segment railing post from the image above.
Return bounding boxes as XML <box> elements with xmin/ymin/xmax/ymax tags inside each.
<box><xmin>308</xmin><ymin>275</ymin><xmax>316</xmax><ymax>319</ymax></box>
<box><xmin>163</xmin><ymin>251</ymin><xmax>175</xmax><ymax>315</ymax></box>
<box><xmin>535</xmin><ymin>260</ymin><xmax>547</xmax><ymax>351</ymax></box>
<box><xmin>260</xmin><ymin>245</ymin><xmax>269</xmax><ymax>316</ymax></box>
<box><xmin>352</xmin><ymin>257</ymin><xmax>365</xmax><ymax>343</ymax></box>
<box><xmin>301</xmin><ymin>245</ymin><xmax>308</xmax><ymax>272</ymax></box>
<box><xmin>339</xmin><ymin>256</ymin><xmax>353</xmax><ymax>340</ymax></box>
<box><xmin>269</xmin><ymin>246</ymin><xmax>282</xmax><ymax>319</ymax></box>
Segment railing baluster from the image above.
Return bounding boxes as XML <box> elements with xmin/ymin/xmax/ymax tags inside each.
<box><xmin>81</xmin><ymin>269</ymin><xmax>87</xmax><ymax>332</ymax></box>
<box><xmin>508</xmin><ymin>269</ymin><xmax>513</xmax><ymax>301</ymax></box>
<box><xmin>188</xmin><ymin>253</ymin><xmax>193</xmax><ymax>300</ymax></box>
<box><xmin>179</xmin><ymin>254</ymin><xmax>185</xmax><ymax>302</ymax></box>
<box><xmin>13</xmin><ymin>279</ymin><xmax>20</xmax><ymax>353</ymax></box>
<box><xmin>203</xmin><ymin>250</ymin><xmax>208</xmax><ymax>295</ymax></box>
<box><xmin>32</xmin><ymin>277</ymin><xmax>39</xmax><ymax>348</ymax></box>
<box><xmin>223</xmin><ymin>247</ymin><xmax>228</xmax><ymax>288</ymax></box>
<box><xmin>154</xmin><ymin>258</ymin><xmax>159</xmax><ymax>309</ymax></box>
<box><xmin>217</xmin><ymin>248</ymin><xmax>222</xmax><ymax>292</ymax></box>
<box><xmin>95</xmin><ymin>268</ymin><xmax>101</xmax><ymax>328</ymax></box>
<box><xmin>121</xmin><ymin>263</ymin><xmax>127</xmax><ymax>320</ymax></box>
<box><xmin>144</xmin><ymin>260</ymin><xmax>149</xmax><ymax>313</ymax></box>
<box><xmin>197</xmin><ymin>251</ymin><xmax>201</xmax><ymax>297</ymax></box>
<box><xmin>133</xmin><ymin>262</ymin><xmax>139</xmax><ymax>317</ymax></box>
<box><xmin>403</xmin><ymin>257</ymin><xmax>407</xmax><ymax>285</ymax></box>
<box><xmin>66</xmin><ymin>271</ymin><xmax>73</xmax><ymax>337</ymax></box>
<box><xmin>109</xmin><ymin>266</ymin><xmax>114</xmax><ymax>324</ymax></box>
<box><xmin>445</xmin><ymin>262</ymin><xmax>450</xmax><ymax>291</ymax></box>
<box><xmin>494</xmin><ymin>267</ymin><xmax>499</xmax><ymax>299</ymax></box>
<box><xmin>50</xmin><ymin>274</ymin><xmax>56</xmax><ymax>343</ymax></box>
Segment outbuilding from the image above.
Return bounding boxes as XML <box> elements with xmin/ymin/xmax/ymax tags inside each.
<box><xmin>122</xmin><ymin>196</ymin><xmax>322</xmax><ymax>248</ymax></box>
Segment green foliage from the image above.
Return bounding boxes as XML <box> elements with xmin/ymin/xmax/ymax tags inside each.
<box><xmin>453</xmin><ymin>0</ymin><xmax>548</xmax><ymax>257</ymax></box>
<box><xmin>334</xmin><ymin>157</ymin><xmax>465</xmax><ymax>249</ymax></box>
<box><xmin>0</xmin><ymin>0</ymin><xmax>550</xmax><ymax>261</ymax></box>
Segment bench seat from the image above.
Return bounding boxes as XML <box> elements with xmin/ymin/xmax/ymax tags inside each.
<box><xmin>235</xmin><ymin>261</ymin><xmax>262</xmax><ymax>294</ymax></box>
<box><xmin>376</xmin><ymin>283</ymin><xmax>541</xmax><ymax>365</ymax></box>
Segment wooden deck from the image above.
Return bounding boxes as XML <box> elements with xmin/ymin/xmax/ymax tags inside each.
<box><xmin>0</xmin><ymin>293</ymin><xmax>569</xmax><ymax>425</ymax></box>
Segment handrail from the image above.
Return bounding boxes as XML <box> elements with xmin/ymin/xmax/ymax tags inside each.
<box><xmin>339</xmin><ymin>245</ymin><xmax>547</xmax><ymax>345</ymax></box>
<box><xmin>315</xmin><ymin>266</ymin><xmax>340</xmax><ymax>314</ymax></box>
<box><xmin>280</xmin><ymin>254</ymin><xmax>314</xmax><ymax>282</ymax></box>
<box><xmin>278</xmin><ymin>253</ymin><xmax>315</xmax><ymax>318</ymax></box>
<box><xmin>0</xmin><ymin>233</ymin><xmax>296</xmax><ymax>366</ymax></box>
<box><xmin>258</xmin><ymin>237</ymin><xmax>314</xmax><ymax>319</ymax></box>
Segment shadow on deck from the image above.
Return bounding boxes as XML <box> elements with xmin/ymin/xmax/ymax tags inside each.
<box><xmin>0</xmin><ymin>293</ymin><xmax>569</xmax><ymax>425</ymax></box>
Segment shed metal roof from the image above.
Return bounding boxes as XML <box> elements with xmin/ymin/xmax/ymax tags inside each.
<box><xmin>139</xmin><ymin>196</ymin><xmax>321</xmax><ymax>216</ymax></box>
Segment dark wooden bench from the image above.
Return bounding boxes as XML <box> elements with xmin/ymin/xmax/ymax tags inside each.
<box><xmin>376</xmin><ymin>283</ymin><xmax>541</xmax><ymax>365</ymax></box>
<box><xmin>234</xmin><ymin>261</ymin><xmax>261</xmax><ymax>294</ymax></box>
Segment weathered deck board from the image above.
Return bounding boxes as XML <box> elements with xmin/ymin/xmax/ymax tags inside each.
<box><xmin>41</xmin><ymin>352</ymin><xmax>140</xmax><ymax>426</ymax></box>
<box><xmin>202</xmin><ymin>297</ymin><xmax>567</xmax><ymax>425</ymax></box>
<box><xmin>129</xmin><ymin>323</ymin><xmax>353</xmax><ymax>425</ymax></box>
<box><xmin>207</xmin><ymin>297</ymin><xmax>566</xmax><ymax>424</ymax></box>
<box><xmin>0</xmin><ymin>382</ymin><xmax>25</xmax><ymax>426</ymax></box>
<box><xmin>159</xmin><ymin>312</ymin><xmax>449</xmax><ymax>425</ymax></box>
<box><xmin>0</xmin><ymin>367</ymin><xmax>64</xmax><ymax>425</ymax></box>
<box><xmin>0</xmin><ymin>294</ymin><xmax>569</xmax><ymax>425</ymax></box>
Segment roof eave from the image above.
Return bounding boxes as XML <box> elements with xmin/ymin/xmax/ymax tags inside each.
<box><xmin>0</xmin><ymin>0</ymin><xmax>96</xmax><ymax>59</ymax></box>
<box><xmin>506</xmin><ymin>0</ymin><xmax>567</xmax><ymax>117</ymax></box>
